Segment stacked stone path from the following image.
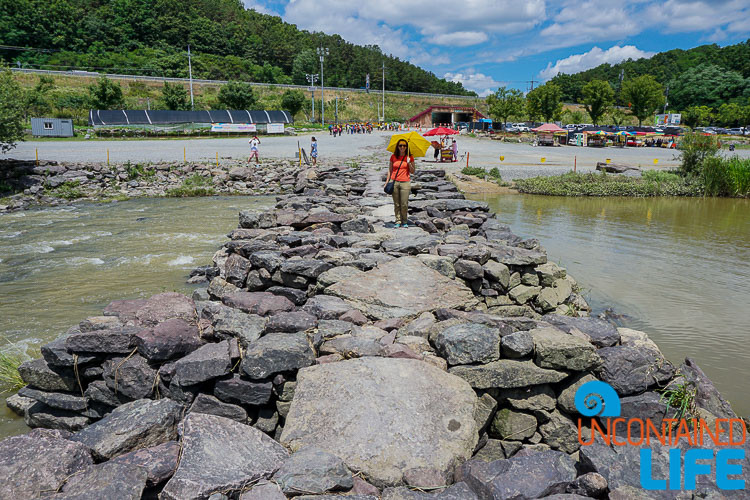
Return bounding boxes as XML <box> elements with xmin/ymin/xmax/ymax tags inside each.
<box><xmin>2</xmin><ymin>161</ymin><xmax>748</xmax><ymax>499</ymax></box>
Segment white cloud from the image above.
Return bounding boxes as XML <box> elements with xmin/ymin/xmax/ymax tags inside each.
<box><xmin>538</xmin><ymin>45</ymin><xmax>656</xmax><ymax>80</ymax></box>
<box><xmin>428</xmin><ymin>31</ymin><xmax>489</xmax><ymax>47</ymax></box>
<box><xmin>644</xmin><ymin>0</ymin><xmax>750</xmax><ymax>34</ymax></box>
<box><xmin>282</xmin><ymin>0</ymin><xmax>547</xmax><ymax>64</ymax></box>
<box><xmin>444</xmin><ymin>68</ymin><xmax>501</xmax><ymax>96</ymax></box>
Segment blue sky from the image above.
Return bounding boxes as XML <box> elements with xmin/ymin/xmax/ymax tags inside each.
<box><xmin>243</xmin><ymin>0</ymin><xmax>750</xmax><ymax>96</ymax></box>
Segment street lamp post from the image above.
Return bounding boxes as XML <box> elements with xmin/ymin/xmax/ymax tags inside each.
<box><xmin>317</xmin><ymin>47</ymin><xmax>329</xmax><ymax>126</ymax></box>
<box><xmin>305</xmin><ymin>73</ymin><xmax>319</xmax><ymax>122</ymax></box>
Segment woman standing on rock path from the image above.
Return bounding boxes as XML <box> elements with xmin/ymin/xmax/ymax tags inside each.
<box><xmin>311</xmin><ymin>137</ymin><xmax>318</xmax><ymax>166</ymax></box>
<box><xmin>248</xmin><ymin>136</ymin><xmax>260</xmax><ymax>165</ymax></box>
<box><xmin>387</xmin><ymin>139</ymin><xmax>415</xmax><ymax>227</ymax></box>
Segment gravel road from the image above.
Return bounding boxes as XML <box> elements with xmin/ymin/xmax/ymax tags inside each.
<box><xmin>6</xmin><ymin>131</ymin><xmax>748</xmax><ymax>180</ymax></box>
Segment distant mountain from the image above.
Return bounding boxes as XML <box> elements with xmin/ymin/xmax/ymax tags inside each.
<box><xmin>0</xmin><ymin>0</ymin><xmax>474</xmax><ymax>96</ymax></box>
<box><xmin>549</xmin><ymin>40</ymin><xmax>750</xmax><ymax>109</ymax></box>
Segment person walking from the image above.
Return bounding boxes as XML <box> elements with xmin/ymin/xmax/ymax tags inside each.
<box><xmin>451</xmin><ymin>138</ymin><xmax>458</xmax><ymax>162</ymax></box>
<box><xmin>385</xmin><ymin>139</ymin><xmax>415</xmax><ymax>227</ymax></box>
<box><xmin>248</xmin><ymin>136</ymin><xmax>260</xmax><ymax>165</ymax></box>
<box><xmin>310</xmin><ymin>136</ymin><xmax>318</xmax><ymax>166</ymax></box>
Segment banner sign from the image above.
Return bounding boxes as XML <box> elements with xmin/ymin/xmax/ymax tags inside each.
<box><xmin>267</xmin><ymin>123</ymin><xmax>285</xmax><ymax>134</ymax></box>
<box><xmin>211</xmin><ymin>123</ymin><xmax>256</xmax><ymax>132</ymax></box>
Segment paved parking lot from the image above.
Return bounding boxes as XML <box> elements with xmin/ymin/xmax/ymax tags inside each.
<box><xmin>6</xmin><ymin>131</ymin><xmax>748</xmax><ymax>180</ymax></box>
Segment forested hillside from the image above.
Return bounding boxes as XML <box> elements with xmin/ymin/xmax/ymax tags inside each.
<box><xmin>0</xmin><ymin>0</ymin><xmax>472</xmax><ymax>95</ymax></box>
<box><xmin>550</xmin><ymin>40</ymin><xmax>750</xmax><ymax>109</ymax></box>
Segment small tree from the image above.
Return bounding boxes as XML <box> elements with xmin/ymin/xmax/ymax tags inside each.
<box><xmin>486</xmin><ymin>86</ymin><xmax>525</xmax><ymax>125</ymax></box>
<box><xmin>563</xmin><ymin>109</ymin><xmax>585</xmax><ymax>125</ymax></box>
<box><xmin>0</xmin><ymin>69</ymin><xmax>25</xmax><ymax>153</ymax></box>
<box><xmin>526</xmin><ymin>83</ymin><xmax>563</xmax><ymax>123</ymax></box>
<box><xmin>218</xmin><ymin>81</ymin><xmax>257</xmax><ymax>109</ymax></box>
<box><xmin>280</xmin><ymin>90</ymin><xmax>305</xmax><ymax>119</ymax></box>
<box><xmin>88</xmin><ymin>77</ymin><xmax>124</xmax><ymax>109</ymax></box>
<box><xmin>161</xmin><ymin>81</ymin><xmax>190</xmax><ymax>110</ymax></box>
<box><xmin>682</xmin><ymin>106</ymin><xmax>714</xmax><ymax>129</ymax></box>
<box><xmin>582</xmin><ymin>79</ymin><xmax>615</xmax><ymax>125</ymax></box>
<box><xmin>621</xmin><ymin>75</ymin><xmax>664</xmax><ymax>126</ymax></box>
<box><xmin>608</xmin><ymin>108</ymin><xmax>627</xmax><ymax>126</ymax></box>
<box><xmin>679</xmin><ymin>132</ymin><xmax>720</xmax><ymax>176</ymax></box>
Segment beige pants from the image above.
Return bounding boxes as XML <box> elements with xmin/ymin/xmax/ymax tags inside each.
<box><xmin>392</xmin><ymin>181</ymin><xmax>410</xmax><ymax>224</ymax></box>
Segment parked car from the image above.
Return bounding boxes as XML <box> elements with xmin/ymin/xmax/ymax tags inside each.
<box><xmin>565</xmin><ymin>124</ymin><xmax>577</xmax><ymax>130</ymax></box>
<box><xmin>727</xmin><ymin>128</ymin><xmax>744</xmax><ymax>135</ymax></box>
<box><xmin>504</xmin><ymin>125</ymin><xmax>520</xmax><ymax>133</ymax></box>
<box><xmin>515</xmin><ymin>124</ymin><xmax>530</xmax><ymax>132</ymax></box>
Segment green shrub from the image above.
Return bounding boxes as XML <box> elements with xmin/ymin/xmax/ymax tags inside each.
<box><xmin>46</xmin><ymin>180</ymin><xmax>84</xmax><ymax>200</ymax></box>
<box><xmin>515</xmin><ymin>171</ymin><xmax>703</xmax><ymax>197</ymax></box>
<box><xmin>461</xmin><ymin>166</ymin><xmax>487</xmax><ymax>177</ymax></box>
<box><xmin>166</xmin><ymin>174</ymin><xmax>215</xmax><ymax>197</ymax></box>
<box><xmin>702</xmin><ymin>156</ymin><xmax>750</xmax><ymax>197</ymax></box>
<box><xmin>0</xmin><ymin>181</ymin><xmax>12</xmax><ymax>194</ymax></box>
<box><xmin>124</xmin><ymin>161</ymin><xmax>155</xmax><ymax>180</ymax></box>
<box><xmin>679</xmin><ymin>132</ymin><xmax>720</xmax><ymax>176</ymax></box>
<box><xmin>642</xmin><ymin>170</ymin><xmax>682</xmax><ymax>183</ymax></box>
<box><xmin>488</xmin><ymin>167</ymin><xmax>502</xmax><ymax>179</ymax></box>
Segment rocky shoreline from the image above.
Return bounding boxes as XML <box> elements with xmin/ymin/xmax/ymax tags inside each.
<box><xmin>2</xmin><ymin>162</ymin><xmax>748</xmax><ymax>499</ymax></box>
<box><xmin>0</xmin><ymin>158</ymin><xmax>310</xmax><ymax>213</ymax></box>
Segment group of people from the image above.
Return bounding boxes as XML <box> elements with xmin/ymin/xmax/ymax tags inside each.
<box><xmin>432</xmin><ymin>136</ymin><xmax>458</xmax><ymax>162</ymax></box>
<box><xmin>329</xmin><ymin>123</ymin><xmax>374</xmax><ymax>136</ymax></box>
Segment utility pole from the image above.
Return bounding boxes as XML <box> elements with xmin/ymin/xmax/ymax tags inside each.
<box><xmin>305</xmin><ymin>73</ymin><xmax>318</xmax><ymax>121</ymax></box>
<box><xmin>382</xmin><ymin>61</ymin><xmax>385</xmax><ymax>123</ymax></box>
<box><xmin>187</xmin><ymin>45</ymin><xmax>194</xmax><ymax>110</ymax></box>
<box><xmin>317</xmin><ymin>47</ymin><xmax>329</xmax><ymax>126</ymax></box>
<box><xmin>528</xmin><ymin>78</ymin><xmax>537</xmax><ymax>92</ymax></box>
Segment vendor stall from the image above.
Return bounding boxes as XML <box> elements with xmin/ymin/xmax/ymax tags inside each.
<box><xmin>532</xmin><ymin>123</ymin><xmax>566</xmax><ymax>146</ymax></box>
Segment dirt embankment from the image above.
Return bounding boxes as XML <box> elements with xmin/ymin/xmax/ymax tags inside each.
<box><xmin>447</xmin><ymin>172</ymin><xmax>517</xmax><ymax>195</ymax></box>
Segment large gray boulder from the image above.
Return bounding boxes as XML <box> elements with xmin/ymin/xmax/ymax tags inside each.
<box><xmin>449</xmin><ymin>359</ymin><xmax>568</xmax><ymax>389</ymax></box>
<box><xmin>595</xmin><ymin>345</ymin><xmax>673</xmax><ymax>396</ymax></box>
<box><xmin>0</xmin><ymin>428</ymin><xmax>93</xmax><ymax>499</ymax></box>
<box><xmin>173</xmin><ymin>340</ymin><xmax>232</xmax><ymax>386</ymax></box>
<box><xmin>280</xmin><ymin>358</ymin><xmax>478</xmax><ymax>487</ymax></box>
<box><xmin>134</xmin><ymin>318</ymin><xmax>203</xmax><ymax>361</ymax></box>
<box><xmin>241</xmin><ymin>332</ymin><xmax>315</xmax><ymax>379</ymax></box>
<box><xmin>49</xmin><ymin>462</ymin><xmax>148</xmax><ymax>499</ymax></box>
<box><xmin>543</xmin><ymin>314</ymin><xmax>620</xmax><ymax>347</ymax></box>
<box><xmin>109</xmin><ymin>440</ymin><xmax>180</xmax><ymax>487</ymax></box>
<box><xmin>70</xmin><ymin>399</ymin><xmax>183</xmax><ymax>460</ymax></box>
<box><xmin>326</xmin><ymin>256</ymin><xmax>479</xmax><ymax>320</ymax></box>
<box><xmin>530</xmin><ymin>327</ymin><xmax>601</xmax><ymax>371</ymax></box>
<box><xmin>161</xmin><ymin>413</ymin><xmax>289</xmax><ymax>500</ymax></box>
<box><xmin>17</xmin><ymin>358</ymin><xmax>79</xmax><ymax>392</ymax></box>
<box><xmin>458</xmin><ymin>450</ymin><xmax>576</xmax><ymax>499</ymax></box>
<box><xmin>272</xmin><ymin>446</ymin><xmax>354</xmax><ymax>495</ymax></box>
<box><xmin>433</xmin><ymin>322</ymin><xmax>501</xmax><ymax>366</ymax></box>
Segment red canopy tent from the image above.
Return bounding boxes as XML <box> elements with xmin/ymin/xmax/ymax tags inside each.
<box><xmin>531</xmin><ymin>123</ymin><xmax>566</xmax><ymax>133</ymax></box>
<box><xmin>424</xmin><ymin>127</ymin><xmax>459</xmax><ymax>136</ymax></box>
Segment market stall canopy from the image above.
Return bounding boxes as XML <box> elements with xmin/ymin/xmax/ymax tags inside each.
<box><xmin>531</xmin><ymin>123</ymin><xmax>566</xmax><ymax>133</ymax></box>
<box><xmin>424</xmin><ymin>127</ymin><xmax>459</xmax><ymax>136</ymax></box>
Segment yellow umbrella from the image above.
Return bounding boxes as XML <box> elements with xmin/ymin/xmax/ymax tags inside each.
<box><xmin>386</xmin><ymin>131</ymin><xmax>431</xmax><ymax>158</ymax></box>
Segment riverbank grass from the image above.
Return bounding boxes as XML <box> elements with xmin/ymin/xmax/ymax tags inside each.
<box><xmin>462</xmin><ymin>166</ymin><xmax>512</xmax><ymax>187</ymax></box>
<box><xmin>0</xmin><ymin>339</ymin><xmax>28</xmax><ymax>393</ymax></box>
<box><xmin>515</xmin><ymin>171</ymin><xmax>703</xmax><ymax>197</ymax></box>
<box><xmin>165</xmin><ymin>174</ymin><xmax>216</xmax><ymax>197</ymax></box>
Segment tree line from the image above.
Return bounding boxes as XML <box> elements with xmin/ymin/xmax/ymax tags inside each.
<box><xmin>488</xmin><ymin>74</ymin><xmax>750</xmax><ymax>129</ymax></box>
<box><xmin>0</xmin><ymin>0</ymin><xmax>472</xmax><ymax>96</ymax></box>
<box><xmin>542</xmin><ymin>40</ymin><xmax>750</xmax><ymax>127</ymax></box>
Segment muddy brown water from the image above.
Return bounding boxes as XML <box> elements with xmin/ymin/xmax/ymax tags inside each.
<box><xmin>1</xmin><ymin>192</ymin><xmax>748</xmax><ymax>439</ymax></box>
<box><xmin>469</xmin><ymin>192</ymin><xmax>750</xmax><ymax>417</ymax></box>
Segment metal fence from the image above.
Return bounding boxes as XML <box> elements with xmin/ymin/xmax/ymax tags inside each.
<box><xmin>11</xmin><ymin>67</ymin><xmax>478</xmax><ymax>100</ymax></box>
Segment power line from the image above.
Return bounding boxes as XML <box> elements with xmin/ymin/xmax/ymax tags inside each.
<box><xmin>0</xmin><ymin>44</ymin><xmax>59</xmax><ymax>53</ymax></box>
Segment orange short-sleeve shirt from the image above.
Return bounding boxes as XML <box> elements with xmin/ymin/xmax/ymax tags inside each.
<box><xmin>390</xmin><ymin>154</ymin><xmax>413</xmax><ymax>182</ymax></box>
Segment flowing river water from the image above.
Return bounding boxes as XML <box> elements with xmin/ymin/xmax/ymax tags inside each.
<box><xmin>1</xmin><ymin>193</ymin><xmax>749</xmax><ymax>438</ymax></box>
